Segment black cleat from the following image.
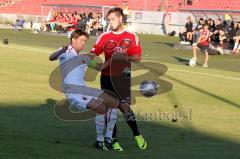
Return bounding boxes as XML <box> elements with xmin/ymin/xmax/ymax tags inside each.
<box><xmin>95</xmin><ymin>141</ymin><xmax>109</xmax><ymax>151</ymax></box>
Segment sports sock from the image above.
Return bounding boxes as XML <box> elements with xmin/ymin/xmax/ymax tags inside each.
<box><xmin>105</xmin><ymin>108</ymin><xmax>118</xmax><ymax>141</ymax></box>
<box><xmin>95</xmin><ymin>113</ymin><xmax>105</xmax><ymax>142</ymax></box>
<box><xmin>237</xmin><ymin>43</ymin><xmax>240</xmax><ymax>50</ymax></box>
<box><xmin>125</xmin><ymin>108</ymin><xmax>140</xmax><ymax>137</ymax></box>
<box><xmin>233</xmin><ymin>42</ymin><xmax>239</xmax><ymax>50</ymax></box>
<box><xmin>112</xmin><ymin>108</ymin><xmax>140</xmax><ymax>138</ymax></box>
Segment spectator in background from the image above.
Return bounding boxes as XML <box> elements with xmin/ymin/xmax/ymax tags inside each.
<box><xmin>86</xmin><ymin>12</ymin><xmax>94</xmax><ymax>34</ymax></box>
<box><xmin>163</xmin><ymin>13</ymin><xmax>171</xmax><ymax>35</ymax></box>
<box><xmin>185</xmin><ymin>16</ymin><xmax>193</xmax><ymax>43</ymax></box>
<box><xmin>224</xmin><ymin>12</ymin><xmax>232</xmax><ymax>30</ymax></box>
<box><xmin>192</xmin><ymin>18</ymin><xmax>205</xmax><ymax>46</ymax></box>
<box><xmin>49</xmin><ymin>12</ymin><xmax>58</xmax><ymax>31</ymax></box>
<box><xmin>179</xmin><ymin>16</ymin><xmax>193</xmax><ymax>44</ymax></box>
<box><xmin>232</xmin><ymin>21</ymin><xmax>240</xmax><ymax>54</ymax></box>
<box><xmin>228</xmin><ymin>21</ymin><xmax>239</xmax><ymax>50</ymax></box>
<box><xmin>208</xmin><ymin>18</ymin><xmax>216</xmax><ymax>44</ymax></box>
<box><xmin>213</xmin><ymin>18</ymin><xmax>225</xmax><ymax>47</ymax></box>
<box><xmin>208</xmin><ymin>18</ymin><xmax>215</xmax><ymax>33</ymax></box>
<box><xmin>76</xmin><ymin>14</ymin><xmax>86</xmax><ymax>31</ymax></box>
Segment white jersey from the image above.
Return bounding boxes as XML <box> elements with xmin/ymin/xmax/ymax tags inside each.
<box><xmin>58</xmin><ymin>45</ymin><xmax>87</xmax><ymax>87</ymax></box>
<box><xmin>57</xmin><ymin>45</ymin><xmax>103</xmax><ymax>111</ymax></box>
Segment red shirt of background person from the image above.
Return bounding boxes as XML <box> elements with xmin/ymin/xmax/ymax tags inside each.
<box><xmin>55</xmin><ymin>13</ymin><xmax>63</xmax><ymax>22</ymax></box>
<box><xmin>49</xmin><ymin>13</ymin><xmax>57</xmax><ymax>22</ymax></box>
<box><xmin>71</xmin><ymin>15</ymin><xmax>79</xmax><ymax>26</ymax></box>
<box><xmin>58</xmin><ymin>13</ymin><xmax>68</xmax><ymax>23</ymax></box>
<box><xmin>90</xmin><ymin>30</ymin><xmax>142</xmax><ymax>75</ymax></box>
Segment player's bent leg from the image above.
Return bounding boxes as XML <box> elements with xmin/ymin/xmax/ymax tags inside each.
<box><xmin>202</xmin><ymin>51</ymin><xmax>209</xmax><ymax>68</ymax></box>
<box><xmin>87</xmin><ymin>99</ymin><xmax>109</xmax><ymax>151</ymax></box>
<box><xmin>97</xmin><ymin>91</ymin><xmax>120</xmax><ymax>109</ymax></box>
<box><xmin>96</xmin><ymin>92</ymin><xmax>124</xmax><ymax>151</ymax></box>
<box><xmin>87</xmin><ymin>98</ymin><xmax>108</xmax><ymax>114</ymax></box>
<box><xmin>192</xmin><ymin>45</ymin><xmax>198</xmax><ymax>60</ymax></box>
<box><xmin>66</xmin><ymin>93</ymin><xmax>109</xmax><ymax>150</ymax></box>
<box><xmin>105</xmin><ymin>108</ymin><xmax>119</xmax><ymax>150</ymax></box>
<box><xmin>118</xmin><ymin>102</ymin><xmax>147</xmax><ymax>150</ymax></box>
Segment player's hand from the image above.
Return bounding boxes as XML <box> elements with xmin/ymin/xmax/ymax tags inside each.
<box><xmin>112</xmin><ymin>51</ymin><xmax>128</xmax><ymax>61</ymax></box>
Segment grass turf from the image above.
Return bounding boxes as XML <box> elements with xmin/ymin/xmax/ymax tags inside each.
<box><xmin>0</xmin><ymin>29</ymin><xmax>240</xmax><ymax>159</ymax></box>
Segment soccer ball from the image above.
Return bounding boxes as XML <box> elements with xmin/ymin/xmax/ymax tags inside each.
<box><xmin>139</xmin><ymin>80</ymin><xmax>159</xmax><ymax>97</ymax></box>
<box><xmin>189</xmin><ymin>59</ymin><xmax>196</xmax><ymax>67</ymax></box>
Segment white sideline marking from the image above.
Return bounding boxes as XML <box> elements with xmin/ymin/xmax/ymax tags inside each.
<box><xmin>0</xmin><ymin>44</ymin><xmax>53</xmax><ymax>53</ymax></box>
<box><xmin>1</xmin><ymin>44</ymin><xmax>240</xmax><ymax>81</ymax></box>
<box><xmin>168</xmin><ymin>69</ymin><xmax>240</xmax><ymax>81</ymax></box>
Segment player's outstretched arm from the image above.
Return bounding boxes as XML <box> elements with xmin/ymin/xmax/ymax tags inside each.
<box><xmin>49</xmin><ymin>46</ymin><xmax>68</xmax><ymax>61</ymax></box>
<box><xmin>83</xmin><ymin>53</ymin><xmax>110</xmax><ymax>71</ymax></box>
<box><xmin>88</xmin><ymin>59</ymin><xmax>110</xmax><ymax>71</ymax></box>
<box><xmin>112</xmin><ymin>52</ymin><xmax>141</xmax><ymax>62</ymax></box>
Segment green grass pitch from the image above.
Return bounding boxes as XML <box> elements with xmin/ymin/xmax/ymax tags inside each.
<box><xmin>0</xmin><ymin>29</ymin><xmax>240</xmax><ymax>159</ymax></box>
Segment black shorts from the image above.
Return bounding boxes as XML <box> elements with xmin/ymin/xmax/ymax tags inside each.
<box><xmin>100</xmin><ymin>75</ymin><xmax>131</xmax><ymax>102</ymax></box>
<box><xmin>197</xmin><ymin>44</ymin><xmax>209</xmax><ymax>53</ymax></box>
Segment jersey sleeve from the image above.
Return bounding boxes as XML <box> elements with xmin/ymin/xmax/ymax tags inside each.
<box><xmin>90</xmin><ymin>34</ymin><xmax>105</xmax><ymax>56</ymax></box>
<box><xmin>56</xmin><ymin>47</ymin><xmax>64</xmax><ymax>60</ymax></box>
<box><xmin>129</xmin><ymin>33</ymin><xmax>142</xmax><ymax>56</ymax></box>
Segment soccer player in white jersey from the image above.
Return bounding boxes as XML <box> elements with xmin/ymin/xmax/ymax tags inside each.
<box><xmin>49</xmin><ymin>30</ymin><xmax>120</xmax><ymax>150</ymax></box>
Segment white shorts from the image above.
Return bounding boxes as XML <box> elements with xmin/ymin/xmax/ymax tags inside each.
<box><xmin>65</xmin><ymin>86</ymin><xmax>103</xmax><ymax>111</ymax></box>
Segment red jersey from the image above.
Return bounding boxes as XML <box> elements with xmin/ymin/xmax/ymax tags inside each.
<box><xmin>199</xmin><ymin>29</ymin><xmax>210</xmax><ymax>46</ymax></box>
<box><xmin>71</xmin><ymin>17</ymin><xmax>78</xmax><ymax>26</ymax></box>
<box><xmin>91</xmin><ymin>30</ymin><xmax>142</xmax><ymax>75</ymax></box>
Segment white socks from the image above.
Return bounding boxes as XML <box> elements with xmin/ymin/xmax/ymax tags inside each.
<box><xmin>95</xmin><ymin>113</ymin><xmax>105</xmax><ymax>142</ymax></box>
<box><xmin>233</xmin><ymin>42</ymin><xmax>239</xmax><ymax>50</ymax></box>
<box><xmin>105</xmin><ymin>108</ymin><xmax>118</xmax><ymax>141</ymax></box>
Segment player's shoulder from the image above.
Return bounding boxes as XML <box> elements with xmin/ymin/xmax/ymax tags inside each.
<box><xmin>124</xmin><ymin>30</ymin><xmax>140</xmax><ymax>44</ymax></box>
<box><xmin>125</xmin><ymin>30</ymin><xmax>139</xmax><ymax>37</ymax></box>
<box><xmin>96</xmin><ymin>31</ymin><xmax>112</xmax><ymax>43</ymax></box>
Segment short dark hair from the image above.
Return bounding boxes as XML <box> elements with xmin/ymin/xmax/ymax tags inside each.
<box><xmin>107</xmin><ymin>7</ymin><xmax>124</xmax><ymax>17</ymax></box>
<box><xmin>70</xmin><ymin>29</ymin><xmax>89</xmax><ymax>42</ymax></box>
<box><xmin>203</xmin><ymin>23</ymin><xmax>209</xmax><ymax>27</ymax></box>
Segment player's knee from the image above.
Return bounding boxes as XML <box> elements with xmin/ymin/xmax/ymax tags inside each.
<box><xmin>99</xmin><ymin>92</ymin><xmax>119</xmax><ymax>108</ymax></box>
<box><xmin>119</xmin><ymin>102</ymin><xmax>130</xmax><ymax>113</ymax></box>
<box><xmin>123</xmin><ymin>107</ymin><xmax>136</xmax><ymax>121</ymax></box>
<box><xmin>95</xmin><ymin>103</ymin><xmax>107</xmax><ymax>114</ymax></box>
<box><xmin>88</xmin><ymin>99</ymin><xmax>107</xmax><ymax>114</ymax></box>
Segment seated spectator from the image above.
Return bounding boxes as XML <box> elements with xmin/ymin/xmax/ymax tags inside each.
<box><xmin>192</xmin><ymin>18</ymin><xmax>205</xmax><ymax>45</ymax></box>
<box><xmin>186</xmin><ymin>17</ymin><xmax>193</xmax><ymax>43</ymax></box>
<box><xmin>232</xmin><ymin>21</ymin><xmax>240</xmax><ymax>54</ymax></box>
<box><xmin>179</xmin><ymin>16</ymin><xmax>193</xmax><ymax>44</ymax></box>
<box><xmin>208</xmin><ymin>18</ymin><xmax>216</xmax><ymax>33</ymax></box>
<box><xmin>86</xmin><ymin>12</ymin><xmax>94</xmax><ymax>34</ymax></box>
<box><xmin>213</xmin><ymin>18</ymin><xmax>225</xmax><ymax>47</ymax></box>
<box><xmin>44</xmin><ymin>10</ymin><xmax>104</xmax><ymax>35</ymax></box>
<box><xmin>77</xmin><ymin>14</ymin><xmax>87</xmax><ymax>31</ymax></box>
<box><xmin>48</xmin><ymin>12</ymin><xmax>58</xmax><ymax>31</ymax></box>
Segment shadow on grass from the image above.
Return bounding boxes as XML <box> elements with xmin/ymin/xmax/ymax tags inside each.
<box><xmin>172</xmin><ymin>56</ymin><xmax>189</xmax><ymax>66</ymax></box>
<box><xmin>172</xmin><ymin>56</ymin><xmax>204</xmax><ymax>66</ymax></box>
<box><xmin>152</xmin><ymin>41</ymin><xmax>175</xmax><ymax>48</ymax></box>
<box><xmin>165</xmin><ymin>74</ymin><xmax>240</xmax><ymax>109</ymax></box>
<box><xmin>0</xmin><ymin>99</ymin><xmax>239</xmax><ymax>159</ymax></box>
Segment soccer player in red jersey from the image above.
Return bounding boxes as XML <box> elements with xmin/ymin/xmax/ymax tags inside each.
<box><xmin>90</xmin><ymin>7</ymin><xmax>147</xmax><ymax>151</ymax></box>
<box><xmin>191</xmin><ymin>24</ymin><xmax>210</xmax><ymax>67</ymax></box>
